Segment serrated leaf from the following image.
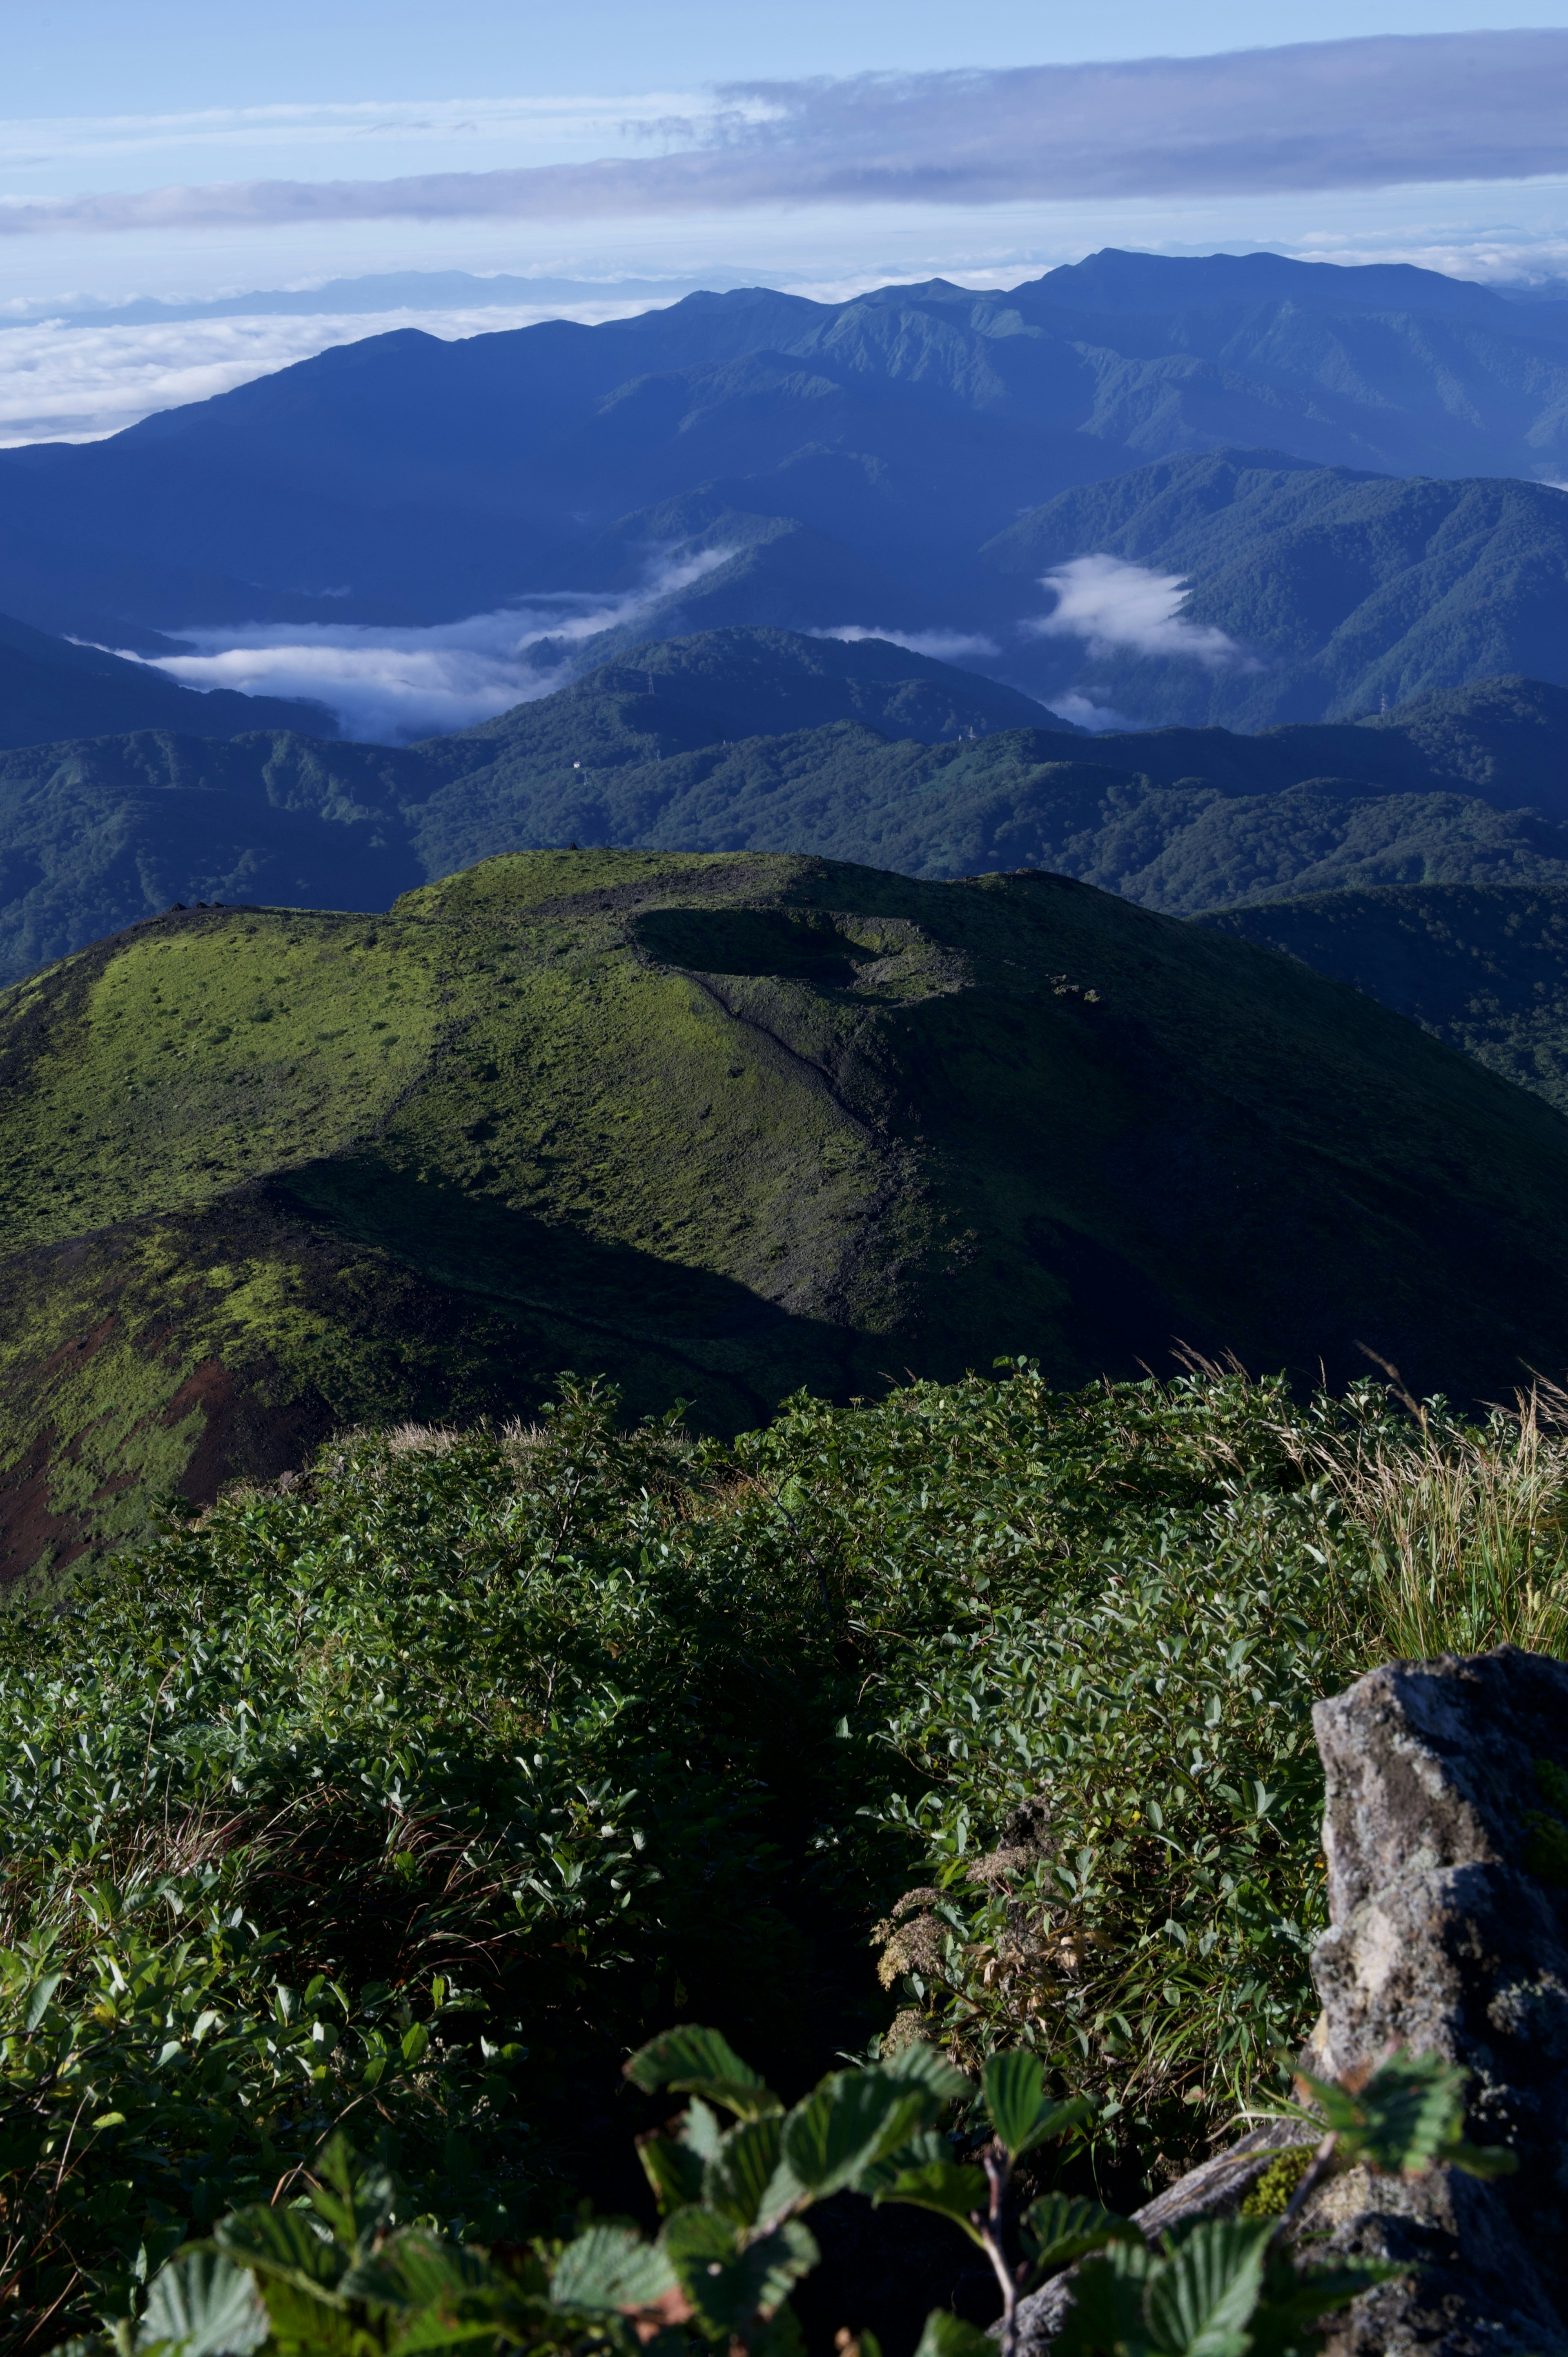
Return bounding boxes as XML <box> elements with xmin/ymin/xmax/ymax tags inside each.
<box><xmin>1020</xmin><ymin>2192</ymin><xmax>1137</xmax><ymax>2273</ymax></box>
<box><xmin>136</xmin><ymin>2251</ymin><xmax>269</xmax><ymax>2357</ymax></box>
<box><xmin>624</xmin><ymin>2025</ymin><xmax>780</xmax><ymax>2121</ymax></box>
<box><xmin>912</xmin><ymin>2312</ymin><xmax>996</xmax><ymax>2357</ymax></box>
<box><xmin>879</xmin><ymin>2043</ymin><xmax>971</xmax><ymax>2105</ymax></box>
<box><xmin>855</xmin><ymin>2126</ymin><xmax>949</xmax><ymax>2196</ymax></box>
<box><xmin>1052</xmin><ymin>2243</ymin><xmax>1156</xmax><ymax>2357</ymax></box>
<box><xmin>981</xmin><ymin>2052</ymin><xmax>1091</xmax><ymax>2161</ymax></box>
<box><xmin>550</xmin><ymin>2222</ymin><xmax>678</xmax><ymax>2312</ymax></box>
<box><xmin>680</xmin><ymin>2095</ymin><xmax>726</xmax><ymax>2163</ymax></box>
<box><xmin>1143</xmin><ymin>2219</ymin><xmax>1270</xmax><ymax>2357</ymax></box>
<box><xmin>662</xmin><ymin>2208</ymin><xmax>817</xmax><ymax>2332</ymax></box>
<box><xmin>1298</xmin><ymin>2049</ymin><xmax>1469</xmax><ymax>2178</ymax></box>
<box><xmin>871</xmin><ymin>2159</ymin><xmax>988</xmax><ymax>2246</ymax></box>
<box><xmin>1247</xmin><ymin>2254</ymin><xmax>1408</xmax><ymax>2357</ymax></box>
<box><xmin>782</xmin><ymin>2072</ymin><xmax>933</xmax><ymax>2199</ymax></box>
<box><xmin>214</xmin><ymin>2206</ymin><xmax>347</xmax><ymax>2302</ymax></box>
<box><xmin>704</xmin><ymin>2112</ymin><xmax>794</xmax><ymax>2228</ymax></box>
<box><xmin>637</xmin><ymin>2129</ymin><xmax>706</xmax><ymax>2218</ymax></box>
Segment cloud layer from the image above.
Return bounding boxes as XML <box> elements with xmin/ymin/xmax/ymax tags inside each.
<box><xmin>127</xmin><ymin>555</ymin><xmax>730</xmax><ymax>741</ymax></box>
<box><xmin>5</xmin><ymin>33</ymin><xmax>1568</xmax><ymax>235</ymax></box>
<box><xmin>1025</xmin><ymin>556</ymin><xmax>1256</xmax><ymax>673</ymax></box>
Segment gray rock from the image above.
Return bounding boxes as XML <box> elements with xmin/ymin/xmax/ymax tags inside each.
<box><xmin>1007</xmin><ymin>1644</ymin><xmax>1568</xmax><ymax>2357</ymax></box>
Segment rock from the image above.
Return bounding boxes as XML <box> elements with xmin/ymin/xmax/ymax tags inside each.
<box><xmin>1008</xmin><ymin>1644</ymin><xmax>1568</xmax><ymax>2356</ymax></box>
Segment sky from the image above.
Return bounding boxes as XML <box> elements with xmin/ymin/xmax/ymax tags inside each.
<box><xmin>7</xmin><ymin>2</ymin><xmax>1568</xmax><ymax>439</ymax></box>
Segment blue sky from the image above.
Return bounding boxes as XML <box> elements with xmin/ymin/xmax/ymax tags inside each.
<box><xmin>6</xmin><ymin>3</ymin><xmax>1568</xmax><ymax>443</ymax></box>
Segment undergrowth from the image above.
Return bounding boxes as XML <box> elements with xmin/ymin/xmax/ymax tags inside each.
<box><xmin>2</xmin><ymin>1362</ymin><xmax>1564</xmax><ymax>2350</ymax></box>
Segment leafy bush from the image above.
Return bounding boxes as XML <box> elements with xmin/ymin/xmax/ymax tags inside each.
<box><xmin>1</xmin><ymin>1362</ymin><xmax>1557</xmax><ymax>2346</ymax></box>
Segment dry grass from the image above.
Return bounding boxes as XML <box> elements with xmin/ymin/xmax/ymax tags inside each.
<box><xmin>1286</xmin><ymin>1382</ymin><xmax>1568</xmax><ymax>1664</ymax></box>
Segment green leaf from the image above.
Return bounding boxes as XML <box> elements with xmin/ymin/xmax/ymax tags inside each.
<box><xmin>1297</xmin><ymin>2050</ymin><xmax>1508</xmax><ymax>2180</ymax></box>
<box><xmin>1052</xmin><ymin>2244</ymin><xmax>1155</xmax><ymax>2357</ymax></box>
<box><xmin>782</xmin><ymin>2071</ymin><xmax>934</xmax><ymax>2199</ymax></box>
<box><xmin>980</xmin><ymin>2053</ymin><xmax>1091</xmax><ymax>2161</ymax></box>
<box><xmin>879</xmin><ymin>2043</ymin><xmax>971</xmax><ymax>2105</ymax></box>
<box><xmin>703</xmin><ymin>2112</ymin><xmax>800</xmax><ymax>2230</ymax></box>
<box><xmin>871</xmin><ymin>2159</ymin><xmax>988</xmax><ymax>2246</ymax></box>
<box><xmin>1020</xmin><ymin>2192</ymin><xmax>1137</xmax><ymax>2273</ymax></box>
<box><xmin>662</xmin><ymin>2208</ymin><xmax>818</xmax><ymax>2333</ymax></box>
<box><xmin>550</xmin><ymin>2222</ymin><xmax>678</xmax><ymax>2312</ymax></box>
<box><xmin>136</xmin><ymin>2252</ymin><xmax>269</xmax><ymax>2357</ymax></box>
<box><xmin>214</xmin><ymin>2206</ymin><xmax>349</xmax><ymax>2303</ymax></box>
<box><xmin>23</xmin><ymin>1972</ymin><xmax>62</xmax><ymax>2032</ymax></box>
<box><xmin>400</xmin><ymin>2020</ymin><xmax>430</xmax><ymax>2067</ymax></box>
<box><xmin>624</xmin><ymin>2025</ymin><xmax>781</xmax><ymax>2121</ymax></box>
<box><xmin>1247</xmin><ymin>2254</ymin><xmax>1408</xmax><ymax>2357</ymax></box>
<box><xmin>637</xmin><ymin>2129</ymin><xmax>706</xmax><ymax>2218</ymax></box>
<box><xmin>1143</xmin><ymin>2219</ymin><xmax>1271</xmax><ymax>2357</ymax></box>
<box><xmin>911</xmin><ymin>2312</ymin><xmax>996</xmax><ymax>2357</ymax></box>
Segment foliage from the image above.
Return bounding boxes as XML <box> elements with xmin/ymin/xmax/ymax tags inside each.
<box><xmin>47</xmin><ymin>2027</ymin><xmax>1440</xmax><ymax>2357</ymax></box>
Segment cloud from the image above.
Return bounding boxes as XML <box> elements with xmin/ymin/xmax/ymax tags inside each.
<box><xmin>114</xmin><ymin>553</ymin><xmax>731</xmax><ymax>742</ymax></box>
<box><xmin>1044</xmin><ymin>693</ymin><xmax>1138</xmax><ymax>734</ymax></box>
<box><xmin>814</xmin><ymin>625</ymin><xmax>1001</xmax><ymax>661</ymax></box>
<box><xmin>1023</xmin><ymin>555</ymin><xmax>1257</xmax><ymax>673</ymax></box>
<box><xmin>0</xmin><ymin>297</ymin><xmax>680</xmax><ymax>445</ymax></box>
<box><xmin>5</xmin><ymin>33</ymin><xmax>1568</xmax><ymax>235</ymax></box>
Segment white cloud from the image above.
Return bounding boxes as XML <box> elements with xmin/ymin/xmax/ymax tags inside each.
<box><xmin>1045</xmin><ymin>693</ymin><xmax>1138</xmax><ymax>734</ymax></box>
<box><xmin>4</xmin><ymin>35</ymin><xmax>1568</xmax><ymax>235</ymax></box>
<box><xmin>109</xmin><ymin>553</ymin><xmax>732</xmax><ymax>743</ymax></box>
<box><xmin>0</xmin><ymin>297</ymin><xmax>680</xmax><ymax>444</ymax></box>
<box><xmin>814</xmin><ymin>625</ymin><xmax>1001</xmax><ymax>660</ymax></box>
<box><xmin>1024</xmin><ymin>555</ymin><xmax>1258</xmax><ymax>673</ymax></box>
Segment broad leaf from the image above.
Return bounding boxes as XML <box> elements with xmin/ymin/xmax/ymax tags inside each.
<box><xmin>704</xmin><ymin>2113</ymin><xmax>790</xmax><ymax>2228</ymax></box>
<box><xmin>782</xmin><ymin>2072</ymin><xmax>933</xmax><ymax>2199</ymax></box>
<box><xmin>912</xmin><ymin>2313</ymin><xmax>996</xmax><ymax>2357</ymax></box>
<box><xmin>1299</xmin><ymin>2049</ymin><xmax>1515</xmax><ymax>2181</ymax></box>
<box><xmin>624</xmin><ymin>2025</ymin><xmax>780</xmax><ymax>2121</ymax></box>
<box><xmin>980</xmin><ymin>2053</ymin><xmax>1091</xmax><ymax>2160</ymax></box>
<box><xmin>855</xmin><ymin>2127</ymin><xmax>951</xmax><ymax>2197</ymax></box>
<box><xmin>214</xmin><ymin>2206</ymin><xmax>349</xmax><ymax>2302</ymax></box>
<box><xmin>871</xmin><ymin>2159</ymin><xmax>988</xmax><ymax>2246</ymax></box>
<box><xmin>1049</xmin><ymin>2243</ymin><xmax>1155</xmax><ymax>2357</ymax></box>
<box><xmin>1247</xmin><ymin>2254</ymin><xmax>1408</xmax><ymax>2357</ymax></box>
<box><xmin>550</xmin><ymin>2221</ymin><xmax>679</xmax><ymax>2312</ymax></box>
<box><xmin>136</xmin><ymin>2252</ymin><xmax>269</xmax><ymax>2357</ymax></box>
<box><xmin>879</xmin><ymin>2043</ymin><xmax>971</xmax><ymax>2105</ymax></box>
<box><xmin>662</xmin><ymin>2207</ymin><xmax>818</xmax><ymax>2332</ymax></box>
<box><xmin>1020</xmin><ymin>2192</ymin><xmax>1137</xmax><ymax>2273</ymax></box>
<box><xmin>1143</xmin><ymin>2219</ymin><xmax>1270</xmax><ymax>2357</ymax></box>
<box><xmin>637</xmin><ymin>2129</ymin><xmax>706</xmax><ymax>2217</ymax></box>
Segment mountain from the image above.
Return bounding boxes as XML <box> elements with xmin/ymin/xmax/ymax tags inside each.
<box><xmin>981</xmin><ymin>451</ymin><xmax>1568</xmax><ymax>727</ymax></box>
<box><xmin>0</xmin><ymin>609</ymin><xmax>337</xmax><ymax>748</ymax></box>
<box><xmin>10</xmin><ymin>844</ymin><xmax>1568</xmax><ymax>1581</ymax></box>
<box><xmin>1196</xmin><ymin>883</ymin><xmax>1568</xmax><ymax>1117</ymax></box>
<box><xmin>8</xmin><ymin>250</ymin><xmax>1568</xmax><ymax>643</ymax></box>
<box><xmin>10</xmin><ymin>634</ymin><xmax>1568</xmax><ymax>984</ymax></box>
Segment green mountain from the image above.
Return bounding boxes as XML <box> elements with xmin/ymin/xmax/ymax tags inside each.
<box><xmin>9</xmin><ymin>845</ymin><xmax>1568</xmax><ymax>1585</ymax></box>
<box><xmin>0</xmin><ymin>608</ymin><xmax>337</xmax><ymax>748</ymax></box>
<box><xmin>1196</xmin><ymin>882</ymin><xmax>1568</xmax><ymax>1117</ymax></box>
<box><xmin>11</xmin><ymin>632</ymin><xmax>1568</xmax><ymax>986</ymax></box>
<box><xmin>982</xmin><ymin>452</ymin><xmax>1568</xmax><ymax>727</ymax></box>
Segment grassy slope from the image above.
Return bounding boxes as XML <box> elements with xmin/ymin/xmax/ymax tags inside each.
<box><xmin>8</xmin><ymin>847</ymin><xmax>1568</xmax><ymax>1580</ymax></box>
<box><xmin>1197</xmin><ymin>881</ymin><xmax>1568</xmax><ymax>1115</ymax></box>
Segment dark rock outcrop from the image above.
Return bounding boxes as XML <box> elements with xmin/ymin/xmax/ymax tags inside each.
<box><xmin>1010</xmin><ymin>1643</ymin><xmax>1568</xmax><ymax>2356</ymax></box>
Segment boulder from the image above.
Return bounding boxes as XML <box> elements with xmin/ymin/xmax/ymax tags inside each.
<box><xmin>1009</xmin><ymin>1644</ymin><xmax>1568</xmax><ymax>2356</ymax></box>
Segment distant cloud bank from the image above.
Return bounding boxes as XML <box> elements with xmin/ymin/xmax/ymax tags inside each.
<box><xmin>1025</xmin><ymin>556</ymin><xmax>1258</xmax><ymax>674</ymax></box>
<box><xmin>5</xmin><ymin>33</ymin><xmax>1568</xmax><ymax>236</ymax></box>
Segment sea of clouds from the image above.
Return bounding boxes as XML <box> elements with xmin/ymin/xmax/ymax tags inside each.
<box><xmin>119</xmin><ymin>551</ymin><xmax>733</xmax><ymax>741</ymax></box>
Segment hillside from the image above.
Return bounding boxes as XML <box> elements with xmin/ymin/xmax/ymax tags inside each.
<box><xmin>9</xmin><ymin>637</ymin><xmax>1568</xmax><ymax>981</ymax></box>
<box><xmin>9</xmin><ymin>846</ymin><xmax>1568</xmax><ymax>1581</ymax></box>
<box><xmin>0</xmin><ymin>608</ymin><xmax>338</xmax><ymax>747</ymax></box>
<box><xmin>983</xmin><ymin>453</ymin><xmax>1568</xmax><ymax>727</ymax></box>
<box><xmin>1197</xmin><ymin>882</ymin><xmax>1568</xmax><ymax>1115</ymax></box>
<box><xmin>8</xmin><ymin>250</ymin><xmax>1568</xmax><ymax>644</ymax></box>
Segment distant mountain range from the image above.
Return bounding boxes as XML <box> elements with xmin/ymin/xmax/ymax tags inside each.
<box><xmin>0</xmin><ymin>611</ymin><xmax>335</xmax><ymax>749</ymax></box>
<box><xmin>8</xmin><ymin>629</ymin><xmax>1568</xmax><ymax>986</ymax></box>
<box><xmin>9</xmin><ymin>247</ymin><xmax>1568</xmax><ymax>661</ymax></box>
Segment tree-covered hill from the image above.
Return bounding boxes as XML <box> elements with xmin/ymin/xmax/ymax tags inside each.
<box><xmin>9</xmin><ymin>845</ymin><xmax>1568</xmax><ymax>1582</ymax></box>
<box><xmin>1197</xmin><ymin>881</ymin><xmax>1568</xmax><ymax>1115</ymax></box>
<box><xmin>984</xmin><ymin>452</ymin><xmax>1568</xmax><ymax>726</ymax></box>
<box><xmin>9</xmin><ymin>631</ymin><xmax>1568</xmax><ymax>985</ymax></box>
